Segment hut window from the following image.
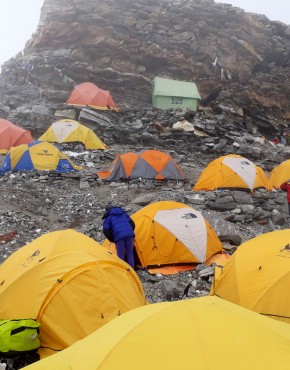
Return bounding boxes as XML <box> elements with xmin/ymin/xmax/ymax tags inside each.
<box><xmin>172</xmin><ymin>97</ymin><xmax>183</xmax><ymax>104</ymax></box>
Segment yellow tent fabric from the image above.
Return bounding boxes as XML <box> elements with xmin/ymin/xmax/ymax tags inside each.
<box><xmin>210</xmin><ymin>229</ymin><xmax>290</xmax><ymax>324</ymax></box>
<box><xmin>0</xmin><ymin>141</ymin><xmax>82</xmax><ymax>174</ymax></box>
<box><xmin>0</xmin><ymin>229</ymin><xmax>146</xmax><ymax>358</ymax></box>
<box><xmin>269</xmin><ymin>159</ymin><xmax>290</xmax><ymax>188</ymax></box>
<box><xmin>23</xmin><ymin>296</ymin><xmax>290</xmax><ymax>370</ymax></box>
<box><xmin>39</xmin><ymin>119</ymin><xmax>107</xmax><ymax>150</ymax></box>
<box><xmin>194</xmin><ymin>154</ymin><xmax>272</xmax><ymax>191</ymax></box>
<box><xmin>103</xmin><ymin>201</ymin><xmax>223</xmax><ymax>267</ymax></box>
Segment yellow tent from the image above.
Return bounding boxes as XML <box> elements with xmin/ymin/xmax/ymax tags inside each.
<box><xmin>0</xmin><ymin>141</ymin><xmax>82</xmax><ymax>174</ymax></box>
<box><xmin>210</xmin><ymin>229</ymin><xmax>290</xmax><ymax>324</ymax></box>
<box><xmin>107</xmin><ymin>201</ymin><xmax>223</xmax><ymax>267</ymax></box>
<box><xmin>39</xmin><ymin>119</ymin><xmax>107</xmax><ymax>150</ymax></box>
<box><xmin>0</xmin><ymin>229</ymin><xmax>146</xmax><ymax>358</ymax></box>
<box><xmin>23</xmin><ymin>296</ymin><xmax>290</xmax><ymax>370</ymax></box>
<box><xmin>269</xmin><ymin>159</ymin><xmax>290</xmax><ymax>188</ymax></box>
<box><xmin>193</xmin><ymin>154</ymin><xmax>272</xmax><ymax>191</ymax></box>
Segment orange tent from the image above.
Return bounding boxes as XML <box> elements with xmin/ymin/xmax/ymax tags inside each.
<box><xmin>66</xmin><ymin>82</ymin><xmax>118</xmax><ymax>111</ymax></box>
<box><xmin>193</xmin><ymin>154</ymin><xmax>272</xmax><ymax>191</ymax></box>
<box><xmin>98</xmin><ymin>150</ymin><xmax>184</xmax><ymax>181</ymax></box>
<box><xmin>269</xmin><ymin>160</ymin><xmax>290</xmax><ymax>189</ymax></box>
<box><xmin>103</xmin><ymin>200</ymin><xmax>223</xmax><ymax>268</ymax></box>
<box><xmin>0</xmin><ymin>119</ymin><xmax>33</xmax><ymax>154</ymax></box>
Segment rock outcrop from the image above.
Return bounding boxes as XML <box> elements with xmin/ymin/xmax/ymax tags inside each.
<box><xmin>0</xmin><ymin>0</ymin><xmax>290</xmax><ymax>138</ymax></box>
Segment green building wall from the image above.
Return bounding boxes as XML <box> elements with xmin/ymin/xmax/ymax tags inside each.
<box><xmin>153</xmin><ymin>95</ymin><xmax>198</xmax><ymax>111</ymax></box>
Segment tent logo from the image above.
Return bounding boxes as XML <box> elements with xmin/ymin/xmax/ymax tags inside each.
<box><xmin>37</xmin><ymin>150</ymin><xmax>53</xmax><ymax>156</ymax></box>
<box><xmin>181</xmin><ymin>213</ymin><xmax>197</xmax><ymax>220</ymax></box>
<box><xmin>21</xmin><ymin>249</ymin><xmax>41</xmax><ymax>267</ymax></box>
<box><xmin>61</xmin><ymin>163</ymin><xmax>71</xmax><ymax>169</ymax></box>
<box><xmin>278</xmin><ymin>244</ymin><xmax>290</xmax><ymax>258</ymax></box>
<box><xmin>240</xmin><ymin>161</ymin><xmax>250</xmax><ymax>166</ymax></box>
<box><xmin>28</xmin><ymin>249</ymin><xmax>40</xmax><ymax>260</ymax></box>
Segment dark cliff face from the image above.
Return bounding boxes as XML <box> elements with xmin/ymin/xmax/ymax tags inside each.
<box><xmin>0</xmin><ymin>0</ymin><xmax>290</xmax><ymax>133</ymax></box>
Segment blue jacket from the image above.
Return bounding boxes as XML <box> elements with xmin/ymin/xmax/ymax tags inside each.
<box><xmin>102</xmin><ymin>207</ymin><xmax>135</xmax><ymax>242</ymax></box>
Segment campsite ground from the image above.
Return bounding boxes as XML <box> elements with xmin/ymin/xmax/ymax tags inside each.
<box><xmin>0</xmin><ymin>146</ymin><xmax>277</xmax><ymax>304</ymax></box>
<box><xmin>0</xmin><ymin>176</ymin><xmax>201</xmax><ymax>302</ymax></box>
<box><xmin>0</xmin><ymin>171</ymin><xmax>194</xmax><ymax>299</ymax></box>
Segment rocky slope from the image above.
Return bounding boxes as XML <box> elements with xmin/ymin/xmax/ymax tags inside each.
<box><xmin>0</xmin><ymin>0</ymin><xmax>290</xmax><ymax>137</ymax></box>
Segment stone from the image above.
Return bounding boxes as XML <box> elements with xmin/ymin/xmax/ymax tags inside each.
<box><xmin>172</xmin><ymin>120</ymin><xmax>195</xmax><ymax>132</ymax></box>
<box><xmin>160</xmin><ymin>280</ymin><xmax>180</xmax><ymax>300</ymax></box>
<box><xmin>219</xmin><ymin>234</ymin><xmax>242</xmax><ymax>246</ymax></box>
<box><xmin>232</xmin><ymin>191</ymin><xmax>253</xmax><ymax>205</ymax></box>
<box><xmin>184</xmin><ymin>193</ymin><xmax>205</xmax><ymax>205</ymax></box>
<box><xmin>132</xmin><ymin>193</ymin><xmax>156</xmax><ymax>205</ymax></box>
<box><xmin>208</xmin><ymin>199</ymin><xmax>237</xmax><ymax>211</ymax></box>
<box><xmin>198</xmin><ymin>266</ymin><xmax>214</xmax><ymax>278</ymax></box>
<box><xmin>80</xmin><ymin>181</ymin><xmax>90</xmax><ymax>189</ymax></box>
<box><xmin>222</xmin><ymin>243</ymin><xmax>238</xmax><ymax>252</ymax></box>
<box><xmin>31</xmin><ymin>105</ymin><xmax>51</xmax><ymax>116</ymax></box>
<box><xmin>240</xmin><ymin>204</ymin><xmax>255</xmax><ymax>213</ymax></box>
<box><xmin>271</xmin><ymin>209</ymin><xmax>287</xmax><ymax>225</ymax></box>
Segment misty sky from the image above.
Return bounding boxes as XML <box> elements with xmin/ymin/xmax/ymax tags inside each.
<box><xmin>217</xmin><ymin>0</ymin><xmax>290</xmax><ymax>24</ymax></box>
<box><xmin>0</xmin><ymin>0</ymin><xmax>289</xmax><ymax>67</ymax></box>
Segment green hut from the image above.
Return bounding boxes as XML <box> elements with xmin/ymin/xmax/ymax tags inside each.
<box><xmin>152</xmin><ymin>77</ymin><xmax>201</xmax><ymax>111</ymax></box>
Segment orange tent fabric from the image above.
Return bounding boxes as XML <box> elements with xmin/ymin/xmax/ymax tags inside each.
<box><xmin>98</xmin><ymin>150</ymin><xmax>184</xmax><ymax>181</ymax></box>
<box><xmin>0</xmin><ymin>119</ymin><xmax>33</xmax><ymax>153</ymax></box>
<box><xmin>66</xmin><ymin>82</ymin><xmax>118</xmax><ymax>111</ymax></box>
<box><xmin>147</xmin><ymin>253</ymin><xmax>230</xmax><ymax>275</ymax></box>
<box><xmin>193</xmin><ymin>154</ymin><xmax>272</xmax><ymax>191</ymax></box>
<box><xmin>103</xmin><ymin>200</ymin><xmax>223</xmax><ymax>268</ymax></box>
<box><xmin>269</xmin><ymin>160</ymin><xmax>290</xmax><ymax>189</ymax></box>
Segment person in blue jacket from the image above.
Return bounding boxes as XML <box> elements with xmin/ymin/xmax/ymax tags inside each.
<box><xmin>102</xmin><ymin>204</ymin><xmax>135</xmax><ymax>269</ymax></box>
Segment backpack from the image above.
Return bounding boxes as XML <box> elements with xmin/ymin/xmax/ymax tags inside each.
<box><xmin>0</xmin><ymin>319</ymin><xmax>40</xmax><ymax>356</ymax></box>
